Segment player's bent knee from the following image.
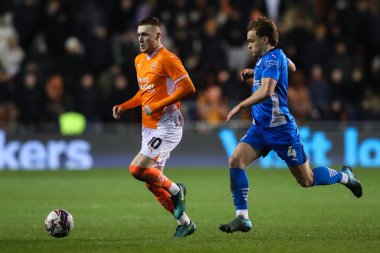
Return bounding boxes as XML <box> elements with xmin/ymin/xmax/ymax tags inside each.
<box><xmin>297</xmin><ymin>177</ymin><xmax>314</xmax><ymax>187</ymax></box>
<box><xmin>228</xmin><ymin>156</ymin><xmax>246</xmax><ymax>169</ymax></box>
<box><xmin>129</xmin><ymin>164</ymin><xmax>144</xmax><ymax>181</ymax></box>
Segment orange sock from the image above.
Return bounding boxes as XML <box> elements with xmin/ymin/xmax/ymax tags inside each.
<box><xmin>129</xmin><ymin>165</ymin><xmax>173</xmax><ymax>191</ymax></box>
<box><xmin>146</xmin><ymin>183</ymin><xmax>174</xmax><ymax>214</ymax></box>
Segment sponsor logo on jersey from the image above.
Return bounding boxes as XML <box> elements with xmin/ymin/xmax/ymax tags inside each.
<box><xmin>138</xmin><ymin>77</ymin><xmax>149</xmax><ymax>83</ymax></box>
<box><xmin>139</xmin><ymin>84</ymin><xmax>155</xmax><ymax>91</ymax></box>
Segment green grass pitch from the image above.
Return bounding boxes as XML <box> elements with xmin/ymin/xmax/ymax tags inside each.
<box><xmin>0</xmin><ymin>167</ymin><xmax>379</xmax><ymax>253</ymax></box>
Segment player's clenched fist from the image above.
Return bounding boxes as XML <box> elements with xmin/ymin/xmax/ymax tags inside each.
<box><xmin>240</xmin><ymin>68</ymin><xmax>254</xmax><ymax>81</ymax></box>
<box><xmin>112</xmin><ymin>105</ymin><xmax>125</xmax><ymax>119</ymax></box>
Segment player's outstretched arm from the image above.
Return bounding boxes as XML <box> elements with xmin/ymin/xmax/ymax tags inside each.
<box><xmin>226</xmin><ymin>77</ymin><xmax>277</xmax><ymax>122</ymax></box>
<box><xmin>287</xmin><ymin>58</ymin><xmax>296</xmax><ymax>72</ymax></box>
<box><xmin>143</xmin><ymin>78</ymin><xmax>196</xmax><ymax>116</ymax></box>
<box><xmin>113</xmin><ymin>90</ymin><xmax>142</xmax><ymax>119</ymax></box>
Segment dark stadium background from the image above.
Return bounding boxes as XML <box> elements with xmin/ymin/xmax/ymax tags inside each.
<box><xmin>0</xmin><ymin>0</ymin><xmax>379</xmax><ymax>169</ymax></box>
<box><xmin>1</xmin><ymin>0</ymin><xmax>379</xmax><ymax>126</ymax></box>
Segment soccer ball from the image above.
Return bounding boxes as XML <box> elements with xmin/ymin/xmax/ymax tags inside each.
<box><xmin>44</xmin><ymin>209</ymin><xmax>74</xmax><ymax>238</ymax></box>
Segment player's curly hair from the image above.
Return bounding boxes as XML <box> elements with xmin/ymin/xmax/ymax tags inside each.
<box><xmin>139</xmin><ymin>16</ymin><xmax>161</xmax><ymax>27</ymax></box>
<box><xmin>247</xmin><ymin>17</ymin><xmax>279</xmax><ymax>47</ymax></box>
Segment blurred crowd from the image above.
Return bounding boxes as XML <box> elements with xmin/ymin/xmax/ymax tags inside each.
<box><xmin>0</xmin><ymin>0</ymin><xmax>380</xmax><ymax>130</ymax></box>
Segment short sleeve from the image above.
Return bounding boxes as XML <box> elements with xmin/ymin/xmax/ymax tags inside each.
<box><xmin>162</xmin><ymin>53</ymin><xmax>189</xmax><ymax>84</ymax></box>
<box><xmin>261</xmin><ymin>56</ymin><xmax>281</xmax><ymax>81</ymax></box>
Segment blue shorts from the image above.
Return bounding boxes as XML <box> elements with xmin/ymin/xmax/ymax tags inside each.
<box><xmin>240</xmin><ymin>122</ymin><xmax>307</xmax><ymax>166</ymax></box>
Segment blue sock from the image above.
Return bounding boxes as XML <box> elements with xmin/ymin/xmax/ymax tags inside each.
<box><xmin>230</xmin><ymin>168</ymin><xmax>249</xmax><ymax>210</ymax></box>
<box><xmin>313</xmin><ymin>166</ymin><xmax>343</xmax><ymax>186</ymax></box>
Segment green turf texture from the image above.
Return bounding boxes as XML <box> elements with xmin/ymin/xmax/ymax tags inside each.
<box><xmin>0</xmin><ymin>168</ymin><xmax>379</xmax><ymax>253</ymax></box>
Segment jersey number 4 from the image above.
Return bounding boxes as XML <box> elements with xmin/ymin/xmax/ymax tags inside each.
<box><xmin>287</xmin><ymin>146</ymin><xmax>298</xmax><ymax>161</ymax></box>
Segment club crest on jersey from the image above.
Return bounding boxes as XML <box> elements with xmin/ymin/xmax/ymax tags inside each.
<box><xmin>151</xmin><ymin>62</ymin><xmax>157</xmax><ymax>70</ymax></box>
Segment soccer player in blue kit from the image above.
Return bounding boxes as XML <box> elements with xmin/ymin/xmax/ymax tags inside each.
<box><xmin>219</xmin><ymin>17</ymin><xmax>363</xmax><ymax>233</ymax></box>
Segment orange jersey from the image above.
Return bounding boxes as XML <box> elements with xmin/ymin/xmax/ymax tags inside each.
<box><xmin>135</xmin><ymin>46</ymin><xmax>190</xmax><ymax>128</ymax></box>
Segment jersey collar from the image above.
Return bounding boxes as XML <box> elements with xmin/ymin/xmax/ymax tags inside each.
<box><xmin>146</xmin><ymin>45</ymin><xmax>164</xmax><ymax>60</ymax></box>
<box><xmin>261</xmin><ymin>47</ymin><xmax>278</xmax><ymax>58</ymax></box>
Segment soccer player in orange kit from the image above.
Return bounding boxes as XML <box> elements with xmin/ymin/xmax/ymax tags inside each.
<box><xmin>113</xmin><ymin>17</ymin><xmax>196</xmax><ymax>238</ymax></box>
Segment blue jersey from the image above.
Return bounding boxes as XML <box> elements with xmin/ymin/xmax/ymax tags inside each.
<box><xmin>252</xmin><ymin>48</ymin><xmax>295</xmax><ymax>128</ymax></box>
<box><xmin>241</xmin><ymin>48</ymin><xmax>307</xmax><ymax>166</ymax></box>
